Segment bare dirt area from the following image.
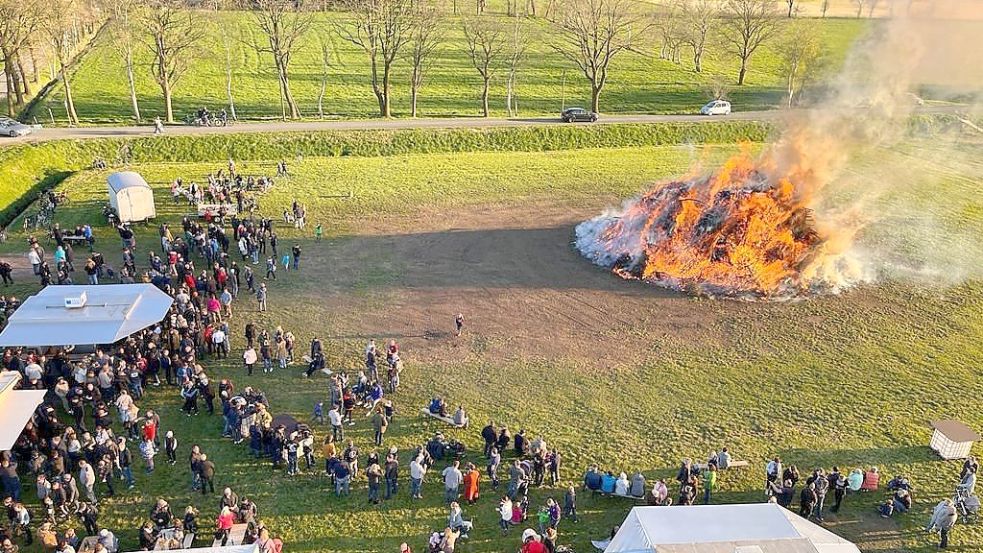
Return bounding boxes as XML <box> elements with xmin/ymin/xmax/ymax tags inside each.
<box><xmin>292</xmin><ymin>199</ymin><xmax>749</xmax><ymax>367</ymax></box>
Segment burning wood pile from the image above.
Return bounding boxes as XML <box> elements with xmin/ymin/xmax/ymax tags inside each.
<box><xmin>575</xmin><ymin>152</ymin><xmax>839</xmax><ymax>299</ymax></box>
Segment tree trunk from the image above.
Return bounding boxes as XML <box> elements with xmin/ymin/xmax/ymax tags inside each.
<box><xmin>4</xmin><ymin>69</ymin><xmax>14</xmax><ymax>117</ymax></box>
<box><xmin>61</xmin><ymin>59</ymin><xmax>79</xmax><ymax>125</ymax></box>
<box><xmin>787</xmin><ymin>1</ymin><xmax>794</xmax><ymax>17</ymax></box>
<box><xmin>693</xmin><ymin>50</ymin><xmax>702</xmax><ymax>73</ymax></box>
<box><xmin>29</xmin><ymin>45</ymin><xmax>39</xmax><ymax>83</ymax></box>
<box><xmin>16</xmin><ymin>55</ymin><xmax>30</xmax><ymax>97</ymax></box>
<box><xmin>382</xmin><ymin>63</ymin><xmax>392</xmax><ymax>118</ymax></box>
<box><xmin>590</xmin><ymin>84</ymin><xmax>600</xmax><ymax>113</ymax></box>
<box><xmin>481</xmin><ymin>76</ymin><xmax>490</xmax><ymax>117</ymax></box>
<box><xmin>370</xmin><ymin>57</ymin><xmax>385</xmax><ymax>117</ymax></box>
<box><xmin>317</xmin><ymin>77</ymin><xmax>327</xmax><ymax>119</ymax></box>
<box><xmin>226</xmin><ymin>49</ymin><xmax>237</xmax><ymax>121</ymax></box>
<box><xmin>10</xmin><ymin>61</ymin><xmax>24</xmax><ymax>105</ymax></box>
<box><xmin>278</xmin><ymin>58</ymin><xmax>299</xmax><ymax>119</ymax></box>
<box><xmin>738</xmin><ymin>59</ymin><xmax>748</xmax><ymax>85</ymax></box>
<box><xmin>505</xmin><ymin>73</ymin><xmax>514</xmax><ymax>117</ymax></box>
<box><xmin>125</xmin><ymin>50</ymin><xmax>141</xmax><ymax>123</ymax></box>
<box><xmin>410</xmin><ymin>83</ymin><xmax>418</xmax><ymax>118</ymax></box>
<box><xmin>162</xmin><ymin>76</ymin><xmax>174</xmax><ymax>123</ymax></box>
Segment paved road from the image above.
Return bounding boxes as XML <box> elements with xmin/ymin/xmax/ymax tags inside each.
<box><xmin>6</xmin><ymin>111</ymin><xmax>783</xmax><ymax>144</ymax></box>
<box><xmin>3</xmin><ymin>105</ymin><xmax>965</xmax><ymax>144</ymax></box>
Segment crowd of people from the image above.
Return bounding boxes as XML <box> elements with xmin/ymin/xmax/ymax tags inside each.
<box><xmin>0</xmin><ymin>158</ymin><xmax>973</xmax><ymax>553</ymax></box>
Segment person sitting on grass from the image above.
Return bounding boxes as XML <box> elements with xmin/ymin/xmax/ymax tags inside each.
<box><xmin>453</xmin><ymin>406</ymin><xmax>469</xmax><ymax>428</ymax></box>
<box><xmin>848</xmin><ymin>468</ymin><xmax>864</xmax><ymax>492</ymax></box>
<box><xmin>447</xmin><ymin>502</ymin><xmax>472</xmax><ymax>538</ymax></box>
<box><xmin>861</xmin><ymin>467</ymin><xmax>880</xmax><ymax>492</ymax></box>
<box><xmin>429</xmin><ymin>396</ymin><xmax>447</xmax><ymax>417</ymax></box>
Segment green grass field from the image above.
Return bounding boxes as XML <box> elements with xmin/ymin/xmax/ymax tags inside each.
<box><xmin>28</xmin><ymin>10</ymin><xmax>867</xmax><ymax>124</ymax></box>
<box><xmin>0</xmin><ymin>135</ymin><xmax>981</xmax><ymax>553</ymax></box>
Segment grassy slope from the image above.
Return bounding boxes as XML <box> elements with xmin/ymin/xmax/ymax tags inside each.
<box><xmin>29</xmin><ymin>11</ymin><xmax>865</xmax><ymax>124</ymax></box>
<box><xmin>2</xmin><ymin>141</ymin><xmax>982</xmax><ymax>553</ymax></box>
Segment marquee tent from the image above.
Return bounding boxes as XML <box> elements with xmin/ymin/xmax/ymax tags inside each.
<box><xmin>604</xmin><ymin>503</ymin><xmax>861</xmax><ymax>553</ymax></box>
<box><xmin>0</xmin><ymin>284</ymin><xmax>173</xmax><ymax>348</ymax></box>
<box><xmin>0</xmin><ymin>372</ymin><xmax>47</xmax><ymax>451</ymax></box>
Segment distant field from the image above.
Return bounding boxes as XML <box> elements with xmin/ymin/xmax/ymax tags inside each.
<box><xmin>1</xmin><ymin>138</ymin><xmax>981</xmax><ymax>553</ymax></box>
<box><xmin>27</xmin><ymin>11</ymin><xmax>867</xmax><ymax>124</ymax></box>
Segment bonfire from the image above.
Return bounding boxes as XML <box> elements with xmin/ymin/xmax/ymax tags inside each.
<box><xmin>575</xmin><ymin>151</ymin><xmax>844</xmax><ymax>299</ymax></box>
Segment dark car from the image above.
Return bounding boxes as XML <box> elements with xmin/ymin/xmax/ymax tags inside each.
<box><xmin>561</xmin><ymin>107</ymin><xmax>597</xmax><ymax>123</ymax></box>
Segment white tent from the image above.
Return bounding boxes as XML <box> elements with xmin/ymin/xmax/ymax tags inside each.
<box><xmin>122</xmin><ymin>545</ymin><xmax>257</xmax><ymax>553</ymax></box>
<box><xmin>0</xmin><ymin>284</ymin><xmax>173</xmax><ymax>348</ymax></box>
<box><xmin>0</xmin><ymin>372</ymin><xmax>47</xmax><ymax>451</ymax></box>
<box><xmin>605</xmin><ymin>504</ymin><xmax>861</xmax><ymax>553</ymax></box>
<box><xmin>108</xmin><ymin>171</ymin><xmax>156</xmax><ymax>223</ymax></box>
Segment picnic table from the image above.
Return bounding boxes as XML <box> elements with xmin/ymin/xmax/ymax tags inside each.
<box><xmin>212</xmin><ymin>523</ymin><xmax>248</xmax><ymax>547</ymax></box>
<box><xmin>197</xmin><ymin>203</ymin><xmax>238</xmax><ymax>217</ymax></box>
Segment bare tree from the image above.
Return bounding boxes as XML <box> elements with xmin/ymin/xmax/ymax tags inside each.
<box><xmin>406</xmin><ymin>4</ymin><xmax>442</xmax><ymax>118</ymax></box>
<box><xmin>655</xmin><ymin>0</ymin><xmax>684</xmax><ymax>63</ymax></box>
<box><xmin>107</xmin><ymin>0</ymin><xmax>142</xmax><ymax>122</ymax></box>
<box><xmin>40</xmin><ymin>0</ymin><xmax>81</xmax><ymax>124</ymax></box>
<box><xmin>721</xmin><ymin>0</ymin><xmax>780</xmax><ymax>86</ymax></box>
<box><xmin>785</xmin><ymin>0</ymin><xmax>795</xmax><ymax>17</ymax></box>
<box><xmin>778</xmin><ymin>21</ymin><xmax>821</xmax><ymax>107</ymax></box>
<box><xmin>820</xmin><ymin>0</ymin><xmax>829</xmax><ymax>17</ymax></box>
<box><xmin>245</xmin><ymin>0</ymin><xmax>313</xmax><ymax>120</ymax></box>
<box><xmin>315</xmin><ymin>34</ymin><xmax>339</xmax><ymax>119</ymax></box>
<box><xmin>681</xmin><ymin>0</ymin><xmax>716</xmax><ymax>73</ymax></box>
<box><xmin>866</xmin><ymin>0</ymin><xmax>879</xmax><ymax>17</ymax></box>
<box><xmin>337</xmin><ymin>0</ymin><xmax>414</xmax><ymax>118</ymax></box>
<box><xmin>0</xmin><ymin>0</ymin><xmax>40</xmax><ymax>116</ymax></box>
<box><xmin>142</xmin><ymin>0</ymin><xmax>204</xmax><ymax>123</ymax></box>
<box><xmin>462</xmin><ymin>16</ymin><xmax>506</xmax><ymax>118</ymax></box>
<box><xmin>852</xmin><ymin>0</ymin><xmax>867</xmax><ymax>18</ymax></box>
<box><xmin>220</xmin><ymin>23</ymin><xmax>240</xmax><ymax>121</ymax></box>
<box><xmin>504</xmin><ymin>19</ymin><xmax>529</xmax><ymax>117</ymax></box>
<box><xmin>551</xmin><ymin>0</ymin><xmax>644</xmax><ymax>113</ymax></box>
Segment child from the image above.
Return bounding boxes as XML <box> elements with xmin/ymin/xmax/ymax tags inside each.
<box><xmin>141</xmin><ymin>438</ymin><xmax>158</xmax><ymax>473</ymax></box>
<box><xmin>281</xmin><ymin>254</ymin><xmax>290</xmax><ymax>271</ymax></box>
<box><xmin>313</xmin><ymin>401</ymin><xmax>324</xmax><ymax>424</ymax></box>
<box><xmin>314</xmin><ymin>223</ymin><xmax>322</xmax><ymax>241</ymax></box>
<box><xmin>164</xmin><ymin>431</ymin><xmax>178</xmax><ymax>465</ymax></box>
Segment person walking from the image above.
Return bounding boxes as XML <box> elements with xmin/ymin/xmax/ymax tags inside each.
<box><xmin>366</xmin><ymin>459</ymin><xmax>383</xmax><ymax>504</ymax></box>
<box><xmin>78</xmin><ymin>460</ymin><xmax>97</xmax><ymax>504</ymax></box>
<box><xmin>829</xmin><ymin>467</ymin><xmax>846</xmax><ymax>513</ymax></box>
<box><xmin>199</xmin><ymin>454</ymin><xmax>216</xmax><ymax>494</ymax></box>
<box><xmin>454</xmin><ymin>313</ymin><xmax>464</xmax><ymax>337</ymax></box>
<box><xmin>926</xmin><ymin>498</ymin><xmax>958</xmax><ymax>548</ymax></box>
<box><xmin>384</xmin><ymin>451</ymin><xmax>399</xmax><ymax>500</ymax></box>
<box><xmin>702</xmin><ymin>464</ymin><xmax>717</xmax><ymax>504</ymax></box>
<box><xmin>291</xmin><ymin>244</ymin><xmax>301</xmax><ymax>271</ymax></box>
<box><xmin>216</xmin><ymin>506</ymin><xmax>234</xmax><ymax>546</ymax></box>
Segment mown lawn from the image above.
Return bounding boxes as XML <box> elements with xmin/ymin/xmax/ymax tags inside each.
<box><xmin>29</xmin><ymin>10</ymin><xmax>867</xmax><ymax>124</ymax></box>
<box><xmin>1</xmin><ymin>141</ymin><xmax>982</xmax><ymax>553</ymax></box>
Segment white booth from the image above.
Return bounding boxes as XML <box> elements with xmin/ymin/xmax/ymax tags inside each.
<box><xmin>108</xmin><ymin>171</ymin><xmax>156</xmax><ymax>223</ymax></box>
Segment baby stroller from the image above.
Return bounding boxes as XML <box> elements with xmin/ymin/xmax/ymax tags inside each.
<box><xmin>954</xmin><ymin>486</ymin><xmax>980</xmax><ymax>524</ymax></box>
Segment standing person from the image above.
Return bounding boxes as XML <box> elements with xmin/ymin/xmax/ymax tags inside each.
<box><xmin>702</xmin><ymin>465</ymin><xmax>717</xmax><ymax>504</ymax></box>
<box><xmin>409</xmin><ymin>454</ymin><xmax>426</xmax><ymax>500</ymax></box>
<box><xmin>291</xmin><ymin>244</ymin><xmax>301</xmax><ymax>270</ymax></box>
<box><xmin>118</xmin><ymin>438</ymin><xmax>135</xmax><ymax>489</ymax></box>
<box><xmin>199</xmin><ymin>454</ymin><xmax>216</xmax><ymax>494</ymax></box>
<box><xmin>384</xmin><ymin>450</ymin><xmax>399</xmax><ymax>500</ymax></box>
<box><xmin>366</xmin><ymin>458</ymin><xmax>383</xmax><ymax>505</ymax></box>
<box><xmin>454</xmin><ymin>313</ymin><xmax>464</xmax><ymax>337</ymax></box>
<box><xmin>563</xmin><ymin>485</ymin><xmax>578</xmax><ymax>523</ymax></box>
<box><xmin>481</xmin><ymin>422</ymin><xmax>497</xmax><ymax>458</ymax></box>
<box><xmin>328</xmin><ymin>404</ymin><xmax>343</xmax><ymax>442</ymax></box>
<box><xmin>314</xmin><ymin>223</ymin><xmax>322</xmax><ymax>241</ymax></box>
<box><xmin>463</xmin><ymin>463</ymin><xmax>480</xmax><ymax>505</ymax></box>
<box><xmin>256</xmin><ymin>283</ymin><xmax>267</xmax><ymax>312</ymax></box>
<box><xmin>829</xmin><ymin>467</ymin><xmax>846</xmax><ymax>513</ymax></box>
<box><xmin>442</xmin><ymin>461</ymin><xmax>463</xmax><ymax>504</ymax></box>
<box><xmin>371</xmin><ymin>408</ymin><xmax>389</xmax><ymax>447</ymax></box>
<box><xmin>799</xmin><ymin>483</ymin><xmax>818</xmax><ymax>519</ymax></box>
<box><xmin>265</xmin><ymin>257</ymin><xmax>276</xmax><ymax>280</ymax></box>
<box><xmin>498</xmin><ymin>496</ymin><xmax>513</xmax><ymax>536</ymax></box>
<box><xmin>78</xmin><ymin>460</ymin><xmax>97</xmax><ymax>504</ymax></box>
<box><xmin>140</xmin><ymin>438</ymin><xmax>158</xmax><ymax>473</ymax></box>
<box><xmin>487</xmin><ymin>447</ymin><xmax>501</xmax><ymax>490</ymax></box>
<box><xmin>215</xmin><ymin>506</ymin><xmax>234</xmax><ymax>546</ymax></box>
<box><xmin>163</xmin><ymin>431</ymin><xmax>178</xmax><ymax>465</ymax></box>
<box><xmin>926</xmin><ymin>498</ymin><xmax>958</xmax><ymax>549</ymax></box>
<box><xmin>811</xmin><ymin>469</ymin><xmax>830</xmax><ymax>522</ymax></box>
<box><xmin>243</xmin><ymin>346</ymin><xmax>257</xmax><ymax>376</ymax></box>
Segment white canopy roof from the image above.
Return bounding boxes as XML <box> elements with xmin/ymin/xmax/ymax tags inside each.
<box><xmin>107</xmin><ymin>171</ymin><xmax>151</xmax><ymax>193</ymax></box>
<box><xmin>122</xmin><ymin>545</ymin><xmax>257</xmax><ymax>553</ymax></box>
<box><xmin>606</xmin><ymin>504</ymin><xmax>861</xmax><ymax>553</ymax></box>
<box><xmin>0</xmin><ymin>284</ymin><xmax>173</xmax><ymax>347</ymax></box>
<box><xmin>0</xmin><ymin>372</ymin><xmax>47</xmax><ymax>451</ymax></box>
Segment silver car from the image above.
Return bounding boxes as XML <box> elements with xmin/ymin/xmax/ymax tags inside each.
<box><xmin>0</xmin><ymin>117</ymin><xmax>34</xmax><ymax>137</ymax></box>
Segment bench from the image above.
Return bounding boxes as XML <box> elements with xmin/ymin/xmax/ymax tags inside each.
<box><xmin>596</xmin><ymin>490</ymin><xmax>644</xmax><ymax>500</ymax></box>
<box><xmin>694</xmin><ymin>460</ymin><xmax>750</xmax><ymax>471</ymax></box>
<box><xmin>420</xmin><ymin>407</ymin><xmax>466</xmax><ymax>428</ymax></box>
<box><xmin>212</xmin><ymin>523</ymin><xmax>248</xmax><ymax>547</ymax></box>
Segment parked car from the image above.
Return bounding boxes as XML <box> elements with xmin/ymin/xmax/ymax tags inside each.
<box><xmin>700</xmin><ymin>100</ymin><xmax>732</xmax><ymax>116</ymax></box>
<box><xmin>0</xmin><ymin>117</ymin><xmax>34</xmax><ymax>137</ymax></box>
<box><xmin>561</xmin><ymin>107</ymin><xmax>598</xmax><ymax>123</ymax></box>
